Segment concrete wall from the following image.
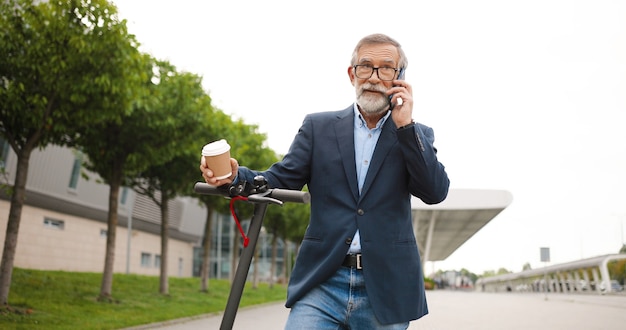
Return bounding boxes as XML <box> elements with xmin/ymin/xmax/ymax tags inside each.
<box><xmin>0</xmin><ymin>200</ymin><xmax>195</xmax><ymax>277</ymax></box>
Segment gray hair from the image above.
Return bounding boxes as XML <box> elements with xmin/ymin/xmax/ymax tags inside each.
<box><xmin>350</xmin><ymin>33</ymin><xmax>408</xmax><ymax>69</ymax></box>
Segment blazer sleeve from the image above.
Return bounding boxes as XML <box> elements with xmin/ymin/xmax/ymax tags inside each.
<box><xmin>237</xmin><ymin>115</ymin><xmax>314</xmax><ymax>190</ymax></box>
<box><xmin>397</xmin><ymin>122</ymin><xmax>450</xmax><ymax>204</ymax></box>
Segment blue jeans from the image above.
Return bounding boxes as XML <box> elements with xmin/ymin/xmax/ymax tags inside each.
<box><xmin>284</xmin><ymin>266</ymin><xmax>409</xmax><ymax>330</ymax></box>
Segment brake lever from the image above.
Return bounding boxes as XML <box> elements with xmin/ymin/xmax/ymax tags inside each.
<box><xmin>247</xmin><ymin>190</ymin><xmax>283</xmax><ymax>206</ymax></box>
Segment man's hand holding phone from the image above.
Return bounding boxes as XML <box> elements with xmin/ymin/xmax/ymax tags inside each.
<box><xmin>387</xmin><ymin>69</ymin><xmax>414</xmax><ymax>128</ymax></box>
<box><xmin>388</xmin><ymin>68</ymin><xmax>406</xmax><ymax>110</ymax></box>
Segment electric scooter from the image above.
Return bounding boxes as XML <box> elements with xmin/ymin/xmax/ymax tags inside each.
<box><xmin>194</xmin><ymin>176</ymin><xmax>310</xmax><ymax>330</ymax></box>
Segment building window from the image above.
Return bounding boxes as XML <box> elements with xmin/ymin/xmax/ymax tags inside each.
<box><xmin>141</xmin><ymin>253</ymin><xmax>152</xmax><ymax>267</ymax></box>
<box><xmin>68</xmin><ymin>152</ymin><xmax>83</xmax><ymax>190</ymax></box>
<box><xmin>0</xmin><ymin>138</ymin><xmax>9</xmax><ymax>169</ymax></box>
<box><xmin>43</xmin><ymin>217</ymin><xmax>65</xmax><ymax>230</ymax></box>
<box><xmin>178</xmin><ymin>257</ymin><xmax>183</xmax><ymax>277</ymax></box>
<box><xmin>100</xmin><ymin>229</ymin><xmax>107</xmax><ymax>238</ymax></box>
<box><xmin>154</xmin><ymin>255</ymin><xmax>161</xmax><ymax>268</ymax></box>
<box><xmin>120</xmin><ymin>187</ymin><xmax>129</xmax><ymax>205</ymax></box>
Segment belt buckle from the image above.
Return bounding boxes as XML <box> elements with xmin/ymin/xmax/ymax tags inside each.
<box><xmin>356</xmin><ymin>254</ymin><xmax>362</xmax><ymax>270</ymax></box>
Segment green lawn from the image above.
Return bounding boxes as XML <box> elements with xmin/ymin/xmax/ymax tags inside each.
<box><xmin>1</xmin><ymin>268</ymin><xmax>287</xmax><ymax>329</ymax></box>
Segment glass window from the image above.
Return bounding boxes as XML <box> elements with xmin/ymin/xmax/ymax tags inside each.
<box><xmin>178</xmin><ymin>257</ymin><xmax>184</xmax><ymax>277</ymax></box>
<box><xmin>154</xmin><ymin>255</ymin><xmax>161</xmax><ymax>268</ymax></box>
<box><xmin>0</xmin><ymin>138</ymin><xmax>9</xmax><ymax>168</ymax></box>
<box><xmin>120</xmin><ymin>187</ymin><xmax>129</xmax><ymax>205</ymax></box>
<box><xmin>43</xmin><ymin>217</ymin><xmax>65</xmax><ymax>230</ymax></box>
<box><xmin>141</xmin><ymin>253</ymin><xmax>152</xmax><ymax>267</ymax></box>
<box><xmin>68</xmin><ymin>152</ymin><xmax>83</xmax><ymax>189</ymax></box>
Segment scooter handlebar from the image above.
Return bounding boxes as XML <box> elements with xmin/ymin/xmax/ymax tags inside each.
<box><xmin>269</xmin><ymin>188</ymin><xmax>311</xmax><ymax>204</ymax></box>
<box><xmin>193</xmin><ymin>182</ymin><xmax>229</xmax><ymax>196</ymax></box>
<box><xmin>193</xmin><ymin>182</ymin><xmax>310</xmax><ymax>204</ymax></box>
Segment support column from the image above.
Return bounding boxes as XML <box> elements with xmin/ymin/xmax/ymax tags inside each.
<box><xmin>591</xmin><ymin>268</ymin><xmax>601</xmax><ymax>294</ymax></box>
<box><xmin>421</xmin><ymin>211</ymin><xmax>438</xmax><ymax>269</ymax></box>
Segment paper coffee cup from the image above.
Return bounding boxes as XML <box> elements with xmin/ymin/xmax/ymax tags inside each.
<box><xmin>202</xmin><ymin>139</ymin><xmax>232</xmax><ymax>180</ymax></box>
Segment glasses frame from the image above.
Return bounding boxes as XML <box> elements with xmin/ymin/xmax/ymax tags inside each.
<box><xmin>353</xmin><ymin>65</ymin><xmax>400</xmax><ymax>81</ymax></box>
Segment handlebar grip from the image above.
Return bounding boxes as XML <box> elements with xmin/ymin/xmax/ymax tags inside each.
<box><xmin>194</xmin><ymin>182</ymin><xmax>310</xmax><ymax>204</ymax></box>
<box><xmin>193</xmin><ymin>182</ymin><xmax>229</xmax><ymax>197</ymax></box>
<box><xmin>269</xmin><ymin>188</ymin><xmax>311</xmax><ymax>204</ymax></box>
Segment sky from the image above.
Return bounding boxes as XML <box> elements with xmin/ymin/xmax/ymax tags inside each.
<box><xmin>113</xmin><ymin>0</ymin><xmax>626</xmax><ymax>274</ymax></box>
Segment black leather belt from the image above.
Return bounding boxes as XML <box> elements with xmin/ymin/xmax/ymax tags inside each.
<box><xmin>342</xmin><ymin>254</ymin><xmax>362</xmax><ymax>270</ymax></box>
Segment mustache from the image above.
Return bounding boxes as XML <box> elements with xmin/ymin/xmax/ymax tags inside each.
<box><xmin>358</xmin><ymin>83</ymin><xmax>387</xmax><ymax>95</ymax></box>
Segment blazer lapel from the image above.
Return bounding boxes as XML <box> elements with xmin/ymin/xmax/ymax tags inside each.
<box><xmin>335</xmin><ymin>108</ymin><xmax>359</xmax><ymax>202</ymax></box>
<box><xmin>359</xmin><ymin>117</ymin><xmax>397</xmax><ymax>201</ymax></box>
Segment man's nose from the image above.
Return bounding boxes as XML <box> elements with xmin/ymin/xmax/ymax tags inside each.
<box><xmin>369</xmin><ymin>68</ymin><xmax>383</xmax><ymax>82</ymax></box>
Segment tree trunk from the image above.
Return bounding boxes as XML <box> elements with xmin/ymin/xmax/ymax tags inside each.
<box><xmin>253</xmin><ymin>241</ymin><xmax>259</xmax><ymax>289</ymax></box>
<box><xmin>200</xmin><ymin>203</ymin><xmax>214</xmax><ymax>292</ymax></box>
<box><xmin>0</xmin><ymin>147</ymin><xmax>32</xmax><ymax>305</ymax></box>
<box><xmin>284</xmin><ymin>241</ymin><xmax>301</xmax><ymax>286</ymax></box>
<box><xmin>270</xmin><ymin>234</ymin><xmax>278</xmax><ymax>289</ymax></box>
<box><xmin>230</xmin><ymin>234</ymin><xmax>239</xmax><ymax>283</ymax></box>
<box><xmin>99</xmin><ymin>169</ymin><xmax>122</xmax><ymax>301</ymax></box>
<box><xmin>159</xmin><ymin>190</ymin><xmax>169</xmax><ymax>295</ymax></box>
<box><xmin>281</xmin><ymin>238</ymin><xmax>290</xmax><ymax>285</ymax></box>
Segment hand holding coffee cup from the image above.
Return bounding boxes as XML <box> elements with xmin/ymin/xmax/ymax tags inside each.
<box><xmin>201</xmin><ymin>139</ymin><xmax>235</xmax><ymax>185</ymax></box>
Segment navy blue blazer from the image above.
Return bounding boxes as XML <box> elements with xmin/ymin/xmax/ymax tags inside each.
<box><xmin>237</xmin><ymin>106</ymin><xmax>449</xmax><ymax>324</ymax></box>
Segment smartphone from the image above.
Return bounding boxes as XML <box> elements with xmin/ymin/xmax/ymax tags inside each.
<box><xmin>389</xmin><ymin>68</ymin><xmax>406</xmax><ymax>110</ymax></box>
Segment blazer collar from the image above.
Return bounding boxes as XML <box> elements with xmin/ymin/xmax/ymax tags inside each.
<box><xmin>335</xmin><ymin>106</ymin><xmax>359</xmax><ymax>202</ymax></box>
<box><xmin>335</xmin><ymin>105</ymin><xmax>398</xmax><ymax>202</ymax></box>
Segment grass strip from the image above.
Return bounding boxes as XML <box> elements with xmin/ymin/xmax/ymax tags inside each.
<box><xmin>1</xmin><ymin>268</ymin><xmax>287</xmax><ymax>329</ymax></box>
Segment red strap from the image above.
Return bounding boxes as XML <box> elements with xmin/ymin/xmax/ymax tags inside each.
<box><xmin>229</xmin><ymin>196</ymin><xmax>250</xmax><ymax>247</ymax></box>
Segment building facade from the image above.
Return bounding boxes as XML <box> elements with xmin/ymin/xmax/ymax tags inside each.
<box><xmin>0</xmin><ymin>140</ymin><xmax>286</xmax><ymax>279</ymax></box>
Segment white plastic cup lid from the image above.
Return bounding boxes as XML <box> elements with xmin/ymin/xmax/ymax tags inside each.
<box><xmin>202</xmin><ymin>139</ymin><xmax>231</xmax><ymax>156</ymax></box>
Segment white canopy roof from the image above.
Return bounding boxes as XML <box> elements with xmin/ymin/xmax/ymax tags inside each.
<box><xmin>412</xmin><ymin>189</ymin><xmax>513</xmax><ymax>262</ymax></box>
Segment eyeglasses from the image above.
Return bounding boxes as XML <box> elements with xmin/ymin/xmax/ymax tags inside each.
<box><xmin>353</xmin><ymin>65</ymin><xmax>400</xmax><ymax>81</ymax></box>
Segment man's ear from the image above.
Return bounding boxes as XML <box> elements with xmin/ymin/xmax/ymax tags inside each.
<box><xmin>348</xmin><ymin>66</ymin><xmax>356</xmax><ymax>86</ymax></box>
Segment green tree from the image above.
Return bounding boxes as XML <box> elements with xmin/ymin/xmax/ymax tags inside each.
<box><xmin>0</xmin><ymin>0</ymin><xmax>142</xmax><ymax>305</ymax></box>
<box><xmin>195</xmin><ymin>113</ymin><xmax>276</xmax><ymax>290</ymax></box>
<box><xmin>481</xmin><ymin>270</ymin><xmax>496</xmax><ymax>277</ymax></box>
<box><xmin>194</xmin><ymin>108</ymin><xmax>239</xmax><ymax>291</ymax></box>
<box><xmin>458</xmin><ymin>268</ymin><xmax>478</xmax><ymax>285</ymax></box>
<box><xmin>129</xmin><ymin>63</ymin><xmax>212</xmax><ymax>295</ymax></box>
<box><xmin>262</xmin><ymin>184</ymin><xmax>311</xmax><ymax>287</ymax></box>
<box><xmin>224</xmin><ymin>119</ymin><xmax>278</xmax><ymax>284</ymax></box>
<box><xmin>496</xmin><ymin>268</ymin><xmax>511</xmax><ymax>275</ymax></box>
<box><xmin>263</xmin><ymin>205</ymin><xmax>285</xmax><ymax>288</ymax></box>
<box><xmin>608</xmin><ymin>259</ymin><xmax>626</xmax><ymax>285</ymax></box>
<box><xmin>77</xmin><ymin>55</ymin><xmax>194</xmax><ymax>301</ymax></box>
<box><xmin>282</xmin><ymin>195</ymin><xmax>310</xmax><ymax>280</ymax></box>
<box><xmin>195</xmin><ymin>110</ymin><xmax>231</xmax><ymax>292</ymax></box>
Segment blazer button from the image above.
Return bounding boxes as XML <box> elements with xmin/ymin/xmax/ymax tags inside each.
<box><xmin>357</xmin><ymin>209</ymin><xmax>364</xmax><ymax>215</ymax></box>
<box><xmin>345</xmin><ymin>238</ymin><xmax>352</xmax><ymax>245</ymax></box>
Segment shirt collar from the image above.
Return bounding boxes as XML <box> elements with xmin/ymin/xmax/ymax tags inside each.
<box><xmin>352</xmin><ymin>103</ymin><xmax>391</xmax><ymax>129</ymax></box>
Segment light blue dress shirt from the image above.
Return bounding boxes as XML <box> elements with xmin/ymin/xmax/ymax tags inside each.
<box><xmin>348</xmin><ymin>104</ymin><xmax>391</xmax><ymax>254</ymax></box>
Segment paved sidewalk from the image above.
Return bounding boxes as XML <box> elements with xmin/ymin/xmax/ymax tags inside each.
<box><xmin>129</xmin><ymin>291</ymin><xmax>626</xmax><ymax>329</ymax></box>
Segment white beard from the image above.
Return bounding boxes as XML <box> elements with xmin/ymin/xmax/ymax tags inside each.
<box><xmin>356</xmin><ymin>84</ymin><xmax>390</xmax><ymax>115</ymax></box>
